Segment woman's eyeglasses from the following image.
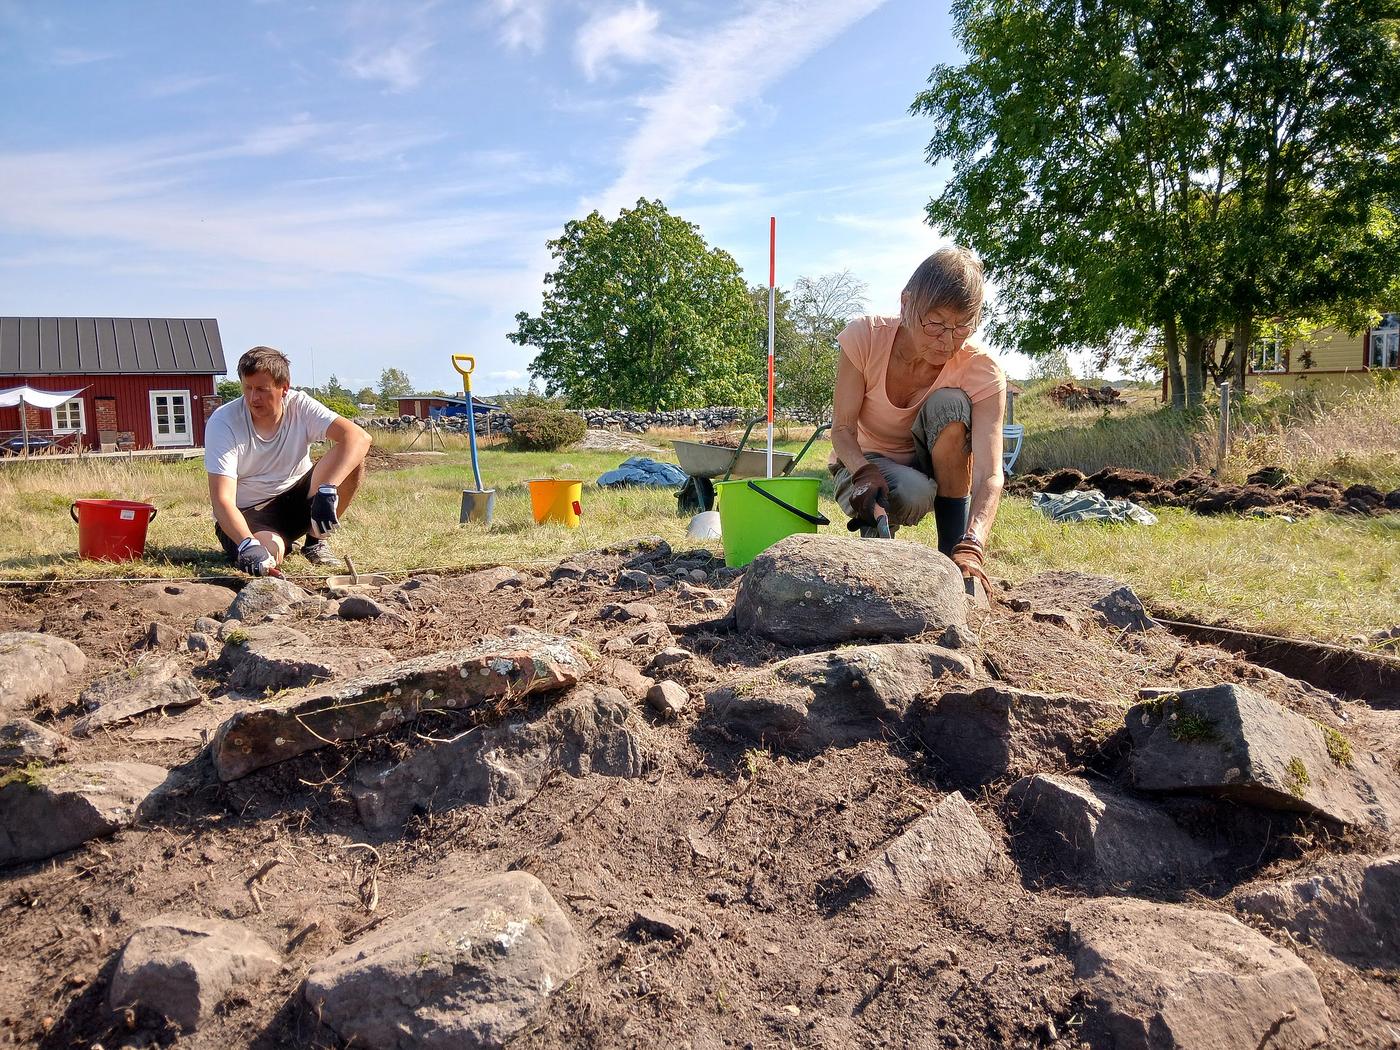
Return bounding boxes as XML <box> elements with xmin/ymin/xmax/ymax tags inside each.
<box><xmin>920</xmin><ymin>317</ymin><xmax>976</xmax><ymax>339</ymax></box>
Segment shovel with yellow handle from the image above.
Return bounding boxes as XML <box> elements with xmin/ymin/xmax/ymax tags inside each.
<box><xmin>453</xmin><ymin>353</ymin><xmax>495</xmax><ymax>525</ymax></box>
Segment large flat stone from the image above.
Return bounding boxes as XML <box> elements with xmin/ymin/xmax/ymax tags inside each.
<box><xmin>224</xmin><ymin>577</ymin><xmax>309</xmax><ymax>623</ymax></box>
<box><xmin>109</xmin><ymin>914</ymin><xmax>280</xmax><ymax>1030</ymax></box>
<box><xmin>1007</xmin><ymin>773</ymin><xmax>1216</xmax><ymax>888</ymax></box>
<box><xmin>303</xmin><ymin>871</ymin><xmax>581</xmax><ymax>1049</ymax></box>
<box><xmin>1067</xmin><ymin>898</ymin><xmax>1330</xmax><ymax>1049</ymax></box>
<box><xmin>218</xmin><ymin>624</ymin><xmax>392</xmax><ymax>694</ymax></box>
<box><xmin>211</xmin><ymin>633</ymin><xmax>588</xmax><ymax>780</ymax></box>
<box><xmin>353</xmin><ymin>686</ymin><xmax>652</xmax><ymax>832</ymax></box>
<box><xmin>1007</xmin><ymin>571</ymin><xmax>1155</xmax><ymax>631</ymax></box>
<box><xmin>915</xmin><ymin>685</ymin><xmax>1126</xmax><ymax>788</ymax></box>
<box><xmin>859</xmin><ymin>792</ymin><xmax>1006</xmax><ymax>897</ymax></box>
<box><xmin>0</xmin><ymin>761</ymin><xmax>168</xmax><ymax>865</ymax></box>
<box><xmin>707</xmin><ymin>642</ymin><xmax>976</xmax><ymax>753</ymax></box>
<box><xmin>1235</xmin><ymin>854</ymin><xmax>1400</xmax><ymax>969</ymax></box>
<box><xmin>0</xmin><ymin>632</ymin><xmax>86</xmax><ymax>717</ymax></box>
<box><xmin>73</xmin><ymin>655</ymin><xmax>203</xmax><ymax>737</ymax></box>
<box><xmin>1127</xmin><ymin>683</ymin><xmax>1400</xmax><ymax>828</ymax></box>
<box><xmin>128</xmin><ymin>582</ymin><xmax>237</xmax><ymax>622</ymax></box>
<box><xmin>734</xmin><ymin>534</ymin><xmax>968</xmax><ymax>646</ymax></box>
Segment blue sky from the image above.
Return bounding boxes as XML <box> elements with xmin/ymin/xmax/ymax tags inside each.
<box><xmin>0</xmin><ymin>0</ymin><xmax>1029</xmax><ymax>397</ymax></box>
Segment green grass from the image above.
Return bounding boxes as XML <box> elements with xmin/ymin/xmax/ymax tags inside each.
<box><xmin>0</xmin><ymin>432</ymin><xmax>1396</xmax><ymax>642</ymax></box>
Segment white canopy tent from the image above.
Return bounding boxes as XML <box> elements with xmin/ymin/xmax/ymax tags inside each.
<box><xmin>0</xmin><ymin>385</ymin><xmax>86</xmax><ymax>456</ymax></box>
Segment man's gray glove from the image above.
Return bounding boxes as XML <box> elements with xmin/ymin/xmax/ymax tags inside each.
<box><xmin>236</xmin><ymin>537</ymin><xmax>276</xmax><ymax>577</ymax></box>
<box><xmin>310</xmin><ymin>484</ymin><xmax>340</xmax><ymax>538</ymax></box>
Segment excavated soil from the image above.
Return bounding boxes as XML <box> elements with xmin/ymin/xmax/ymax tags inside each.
<box><xmin>1007</xmin><ymin>466</ymin><xmax>1400</xmax><ymax>517</ymax></box>
<box><xmin>0</xmin><ymin>544</ymin><xmax>1397</xmax><ymax>1049</ymax></box>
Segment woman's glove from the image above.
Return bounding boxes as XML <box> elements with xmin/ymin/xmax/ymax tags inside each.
<box><xmin>236</xmin><ymin>537</ymin><xmax>276</xmax><ymax>577</ymax></box>
<box><xmin>845</xmin><ymin>463</ymin><xmax>891</xmax><ymax>530</ymax></box>
<box><xmin>950</xmin><ymin>536</ymin><xmax>991</xmax><ymax>591</ymax></box>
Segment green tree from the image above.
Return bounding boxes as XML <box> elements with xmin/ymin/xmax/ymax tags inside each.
<box><xmin>377</xmin><ymin>368</ymin><xmax>414</xmax><ymax>400</ymax></box>
<box><xmin>216</xmin><ymin>378</ymin><xmax>242</xmax><ymax>402</ymax></box>
<box><xmin>778</xmin><ymin>270</ymin><xmax>869</xmax><ymax>424</ymax></box>
<box><xmin>912</xmin><ymin>0</ymin><xmax>1400</xmax><ymax>410</ymax></box>
<box><xmin>354</xmin><ymin>386</ymin><xmax>376</xmax><ymax>406</ymax></box>
<box><xmin>510</xmin><ymin>199</ymin><xmax>763</xmax><ymax>410</ymax></box>
<box><xmin>322</xmin><ymin>374</ymin><xmax>351</xmax><ymax>401</ymax></box>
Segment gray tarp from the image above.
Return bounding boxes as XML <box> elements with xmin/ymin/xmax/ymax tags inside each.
<box><xmin>597</xmin><ymin>457</ymin><xmax>689</xmax><ymax>488</ymax></box>
<box><xmin>1032</xmin><ymin>488</ymin><xmax>1158</xmax><ymax>525</ymax></box>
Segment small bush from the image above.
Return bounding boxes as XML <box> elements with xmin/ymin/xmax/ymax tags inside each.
<box><xmin>508</xmin><ymin>408</ymin><xmax>586</xmax><ymax>451</ymax></box>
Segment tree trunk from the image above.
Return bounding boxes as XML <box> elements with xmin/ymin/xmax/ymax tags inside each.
<box><xmin>1232</xmin><ymin>308</ymin><xmax>1252</xmax><ymax>393</ymax></box>
<box><xmin>1164</xmin><ymin>315</ymin><xmax>1186</xmax><ymax>410</ymax></box>
<box><xmin>1184</xmin><ymin>327</ymin><xmax>1206</xmax><ymax>409</ymax></box>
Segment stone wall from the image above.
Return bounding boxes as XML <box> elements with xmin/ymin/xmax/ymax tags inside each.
<box><xmin>356</xmin><ymin>406</ymin><xmax>822</xmax><ymax>435</ymax></box>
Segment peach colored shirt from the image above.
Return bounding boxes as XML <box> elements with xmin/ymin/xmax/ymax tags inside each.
<box><xmin>837</xmin><ymin>314</ymin><xmax>1006</xmax><ymax>466</ymax></box>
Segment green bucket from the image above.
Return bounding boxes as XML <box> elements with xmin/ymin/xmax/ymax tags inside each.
<box><xmin>714</xmin><ymin>476</ymin><xmax>829</xmax><ymax>568</ymax></box>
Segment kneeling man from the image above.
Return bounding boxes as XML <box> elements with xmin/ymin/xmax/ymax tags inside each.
<box><xmin>206</xmin><ymin>346</ymin><xmax>372</xmax><ymax>576</ymax></box>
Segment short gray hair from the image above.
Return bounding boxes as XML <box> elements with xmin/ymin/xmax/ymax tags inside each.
<box><xmin>901</xmin><ymin>247</ymin><xmax>985</xmax><ymax>334</ymax></box>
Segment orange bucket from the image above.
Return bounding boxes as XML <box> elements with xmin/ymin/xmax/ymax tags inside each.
<box><xmin>70</xmin><ymin>499</ymin><xmax>158</xmax><ymax>561</ymax></box>
<box><xmin>528</xmin><ymin>479</ymin><xmax>583</xmax><ymax>527</ymax></box>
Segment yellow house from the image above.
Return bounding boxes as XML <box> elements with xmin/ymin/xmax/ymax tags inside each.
<box><xmin>1246</xmin><ymin>311</ymin><xmax>1399</xmax><ymax>391</ymax></box>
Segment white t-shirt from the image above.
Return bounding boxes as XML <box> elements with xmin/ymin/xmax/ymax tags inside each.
<box><xmin>204</xmin><ymin>390</ymin><xmax>341</xmax><ymax>508</ymax></box>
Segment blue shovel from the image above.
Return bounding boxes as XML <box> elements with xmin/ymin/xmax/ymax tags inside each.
<box><xmin>453</xmin><ymin>354</ymin><xmax>495</xmax><ymax>524</ymax></box>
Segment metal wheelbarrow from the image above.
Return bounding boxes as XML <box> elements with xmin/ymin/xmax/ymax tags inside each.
<box><xmin>674</xmin><ymin>418</ymin><xmax>831</xmax><ymax>515</ymax></box>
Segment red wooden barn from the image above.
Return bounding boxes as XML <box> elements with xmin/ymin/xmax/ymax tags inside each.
<box><xmin>0</xmin><ymin>318</ymin><xmax>227</xmax><ymax>451</ymax></box>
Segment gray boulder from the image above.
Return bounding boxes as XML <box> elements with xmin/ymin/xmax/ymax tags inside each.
<box><xmin>707</xmin><ymin>642</ymin><xmax>976</xmax><ymax>753</ymax></box>
<box><xmin>338</xmin><ymin>595</ymin><xmax>405</xmax><ymax>621</ymax></box>
<box><xmin>129</xmin><ymin>582</ymin><xmax>236</xmax><ymax>622</ymax></box>
<box><xmin>212</xmin><ymin>632</ymin><xmax>588</xmax><ymax>780</ymax></box>
<box><xmin>915</xmin><ymin>686</ymin><xmax>1126</xmax><ymax>787</ymax></box>
<box><xmin>0</xmin><ymin>761</ymin><xmax>167</xmax><ymax>864</ymax></box>
<box><xmin>0</xmin><ymin>632</ymin><xmax>86</xmax><ymax>717</ymax></box>
<box><xmin>1127</xmin><ymin>683</ymin><xmax>1400</xmax><ymax>828</ymax></box>
<box><xmin>734</xmin><ymin>534</ymin><xmax>968</xmax><ymax>646</ymax></box>
<box><xmin>303</xmin><ymin>871</ymin><xmax>582</xmax><ymax>1049</ymax></box>
<box><xmin>0</xmin><ymin>718</ymin><xmax>68</xmax><ymax>767</ymax></box>
<box><xmin>1008</xmin><ymin>571</ymin><xmax>1155</xmax><ymax>631</ymax></box>
<box><xmin>1235</xmin><ymin>854</ymin><xmax>1400</xmax><ymax>969</ymax></box>
<box><xmin>218</xmin><ymin>624</ymin><xmax>392</xmax><ymax>694</ymax></box>
<box><xmin>1007</xmin><ymin>774</ymin><xmax>1216</xmax><ymax>888</ymax></box>
<box><xmin>646</xmin><ymin>680</ymin><xmax>688</xmax><ymax>719</ymax></box>
<box><xmin>224</xmin><ymin>577</ymin><xmax>309</xmax><ymax>623</ymax></box>
<box><xmin>353</xmin><ymin>686</ymin><xmax>650</xmax><ymax>832</ymax></box>
<box><xmin>73</xmin><ymin>656</ymin><xmax>203</xmax><ymax>737</ymax></box>
<box><xmin>108</xmin><ymin>914</ymin><xmax>279</xmax><ymax>1030</ymax></box>
<box><xmin>859</xmin><ymin>792</ymin><xmax>1006</xmax><ymax>897</ymax></box>
<box><xmin>1067</xmin><ymin>898</ymin><xmax>1330</xmax><ymax>1049</ymax></box>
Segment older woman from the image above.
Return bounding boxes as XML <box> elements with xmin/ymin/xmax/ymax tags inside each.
<box><xmin>830</xmin><ymin>246</ymin><xmax>1006</xmax><ymax>586</ymax></box>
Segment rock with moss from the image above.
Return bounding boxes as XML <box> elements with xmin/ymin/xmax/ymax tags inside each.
<box><xmin>224</xmin><ymin>577</ymin><xmax>309</xmax><ymax>624</ymax></box>
<box><xmin>211</xmin><ymin>631</ymin><xmax>589</xmax><ymax>781</ymax></box>
<box><xmin>0</xmin><ymin>718</ymin><xmax>68</xmax><ymax>767</ymax></box>
<box><xmin>1126</xmin><ymin>683</ymin><xmax>1400</xmax><ymax>828</ymax></box>
<box><xmin>0</xmin><ymin>632</ymin><xmax>87</xmax><ymax>718</ymax></box>
<box><xmin>734</xmin><ymin>534</ymin><xmax>969</xmax><ymax>647</ymax></box>
<box><xmin>0</xmin><ymin>761</ymin><xmax>168</xmax><ymax>865</ymax></box>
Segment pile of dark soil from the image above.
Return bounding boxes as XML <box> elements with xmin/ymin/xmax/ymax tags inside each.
<box><xmin>1045</xmin><ymin>382</ymin><xmax>1123</xmax><ymax>410</ymax></box>
<box><xmin>1007</xmin><ymin>465</ymin><xmax>1400</xmax><ymax>517</ymax></box>
<box><xmin>0</xmin><ymin>545</ymin><xmax>1396</xmax><ymax>1049</ymax></box>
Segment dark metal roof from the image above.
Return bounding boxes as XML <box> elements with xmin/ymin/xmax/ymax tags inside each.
<box><xmin>0</xmin><ymin>318</ymin><xmax>227</xmax><ymax>376</ymax></box>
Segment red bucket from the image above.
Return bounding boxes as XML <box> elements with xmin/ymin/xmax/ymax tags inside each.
<box><xmin>70</xmin><ymin>499</ymin><xmax>158</xmax><ymax>562</ymax></box>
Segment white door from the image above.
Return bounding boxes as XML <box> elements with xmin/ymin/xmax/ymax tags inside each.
<box><xmin>149</xmin><ymin>390</ymin><xmax>192</xmax><ymax>447</ymax></box>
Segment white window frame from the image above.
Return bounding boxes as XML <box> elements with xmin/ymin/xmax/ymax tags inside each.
<box><xmin>51</xmin><ymin>397</ymin><xmax>85</xmax><ymax>434</ymax></box>
<box><xmin>149</xmin><ymin>389</ymin><xmax>193</xmax><ymax>447</ymax></box>
<box><xmin>1250</xmin><ymin>337</ymin><xmax>1286</xmax><ymax>374</ymax></box>
<box><xmin>1370</xmin><ymin>314</ymin><xmax>1399</xmax><ymax>370</ymax></box>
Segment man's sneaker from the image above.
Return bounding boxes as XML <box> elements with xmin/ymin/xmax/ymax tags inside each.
<box><xmin>300</xmin><ymin>538</ymin><xmax>343</xmax><ymax>568</ymax></box>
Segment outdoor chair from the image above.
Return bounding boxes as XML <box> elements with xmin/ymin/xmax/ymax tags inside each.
<box><xmin>1002</xmin><ymin>424</ymin><xmax>1025</xmax><ymax>474</ymax></box>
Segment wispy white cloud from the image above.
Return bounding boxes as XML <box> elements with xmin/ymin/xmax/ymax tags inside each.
<box><xmin>490</xmin><ymin>0</ymin><xmax>555</xmax><ymax>52</ymax></box>
<box><xmin>49</xmin><ymin>46</ymin><xmax>115</xmax><ymax>67</ymax></box>
<box><xmin>576</xmin><ymin>2</ymin><xmax>668</xmax><ymax>80</ymax></box>
<box><xmin>591</xmin><ymin>0</ymin><xmax>891</xmax><ymax>216</ymax></box>
<box><xmin>141</xmin><ymin>73</ymin><xmax>222</xmax><ymax>99</ymax></box>
<box><xmin>487</xmin><ymin>369</ymin><xmax>525</xmax><ymax>381</ymax></box>
<box><xmin>343</xmin><ymin>2</ymin><xmax>438</xmax><ymax>91</ymax></box>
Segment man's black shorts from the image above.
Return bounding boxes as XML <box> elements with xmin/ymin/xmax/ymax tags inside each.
<box><xmin>215</xmin><ymin>471</ymin><xmax>313</xmax><ymax>560</ymax></box>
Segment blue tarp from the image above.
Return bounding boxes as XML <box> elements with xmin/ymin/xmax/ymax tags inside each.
<box><xmin>597</xmin><ymin>457</ymin><xmax>689</xmax><ymax>488</ymax></box>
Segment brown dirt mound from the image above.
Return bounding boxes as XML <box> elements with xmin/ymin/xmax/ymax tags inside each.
<box><xmin>0</xmin><ymin>550</ymin><xmax>1395</xmax><ymax>1048</ymax></box>
<box><xmin>1007</xmin><ymin>465</ymin><xmax>1400</xmax><ymax>517</ymax></box>
<box><xmin>1045</xmin><ymin>382</ymin><xmax>1123</xmax><ymax>409</ymax></box>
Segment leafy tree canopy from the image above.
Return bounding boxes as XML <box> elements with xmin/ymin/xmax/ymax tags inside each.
<box><xmin>510</xmin><ymin>199</ymin><xmax>763</xmax><ymax>410</ymax></box>
<box><xmin>377</xmin><ymin>368</ymin><xmax>414</xmax><ymax>400</ymax></box>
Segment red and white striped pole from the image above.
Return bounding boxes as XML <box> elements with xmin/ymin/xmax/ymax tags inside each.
<box><xmin>766</xmin><ymin>216</ymin><xmax>776</xmax><ymax>478</ymax></box>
